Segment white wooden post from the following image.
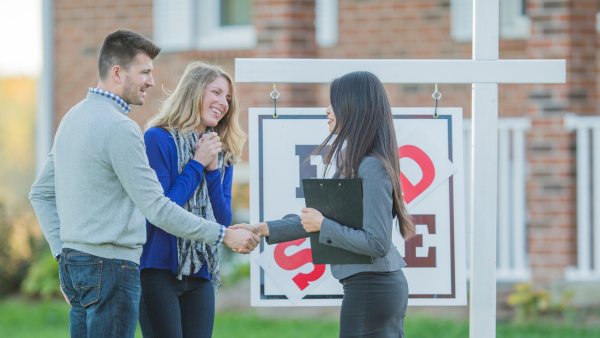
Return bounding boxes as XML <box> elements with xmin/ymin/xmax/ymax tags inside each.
<box><xmin>470</xmin><ymin>1</ymin><xmax>499</xmax><ymax>336</ymax></box>
<box><xmin>464</xmin><ymin>123</ymin><xmax>472</xmax><ymax>275</ymax></box>
<box><xmin>235</xmin><ymin>1</ymin><xmax>564</xmax><ymax>332</ymax></box>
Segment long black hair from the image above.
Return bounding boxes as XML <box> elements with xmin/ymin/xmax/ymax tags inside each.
<box><xmin>316</xmin><ymin>71</ymin><xmax>415</xmax><ymax>240</ymax></box>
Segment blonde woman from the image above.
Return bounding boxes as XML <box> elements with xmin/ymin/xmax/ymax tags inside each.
<box><xmin>138</xmin><ymin>61</ymin><xmax>247</xmax><ymax>338</ymax></box>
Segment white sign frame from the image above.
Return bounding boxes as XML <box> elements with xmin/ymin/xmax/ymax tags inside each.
<box><xmin>249</xmin><ymin>107</ymin><xmax>467</xmax><ymax>307</ymax></box>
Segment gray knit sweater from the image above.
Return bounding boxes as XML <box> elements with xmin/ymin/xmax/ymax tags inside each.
<box><xmin>29</xmin><ymin>92</ymin><xmax>223</xmax><ymax>264</ymax></box>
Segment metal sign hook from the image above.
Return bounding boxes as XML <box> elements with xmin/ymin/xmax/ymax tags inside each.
<box><xmin>432</xmin><ymin>83</ymin><xmax>442</xmax><ymax>118</ymax></box>
<box><xmin>270</xmin><ymin>83</ymin><xmax>280</xmax><ymax>118</ymax></box>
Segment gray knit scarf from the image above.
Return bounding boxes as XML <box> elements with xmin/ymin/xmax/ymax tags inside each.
<box><xmin>170</xmin><ymin>127</ymin><xmax>225</xmax><ymax>293</ymax></box>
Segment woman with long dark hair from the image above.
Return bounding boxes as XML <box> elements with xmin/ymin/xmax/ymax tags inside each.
<box><xmin>233</xmin><ymin>71</ymin><xmax>415</xmax><ymax>337</ymax></box>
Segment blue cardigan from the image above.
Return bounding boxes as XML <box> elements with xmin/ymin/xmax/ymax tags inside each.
<box><xmin>140</xmin><ymin>127</ymin><xmax>233</xmax><ymax>280</ymax></box>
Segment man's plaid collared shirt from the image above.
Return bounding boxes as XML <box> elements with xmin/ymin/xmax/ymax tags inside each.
<box><xmin>88</xmin><ymin>87</ymin><xmax>131</xmax><ymax>115</ymax></box>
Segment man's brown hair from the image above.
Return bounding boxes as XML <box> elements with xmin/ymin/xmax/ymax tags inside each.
<box><xmin>98</xmin><ymin>29</ymin><xmax>161</xmax><ymax>81</ymax></box>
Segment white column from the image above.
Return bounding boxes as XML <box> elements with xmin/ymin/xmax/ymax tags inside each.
<box><xmin>470</xmin><ymin>0</ymin><xmax>499</xmax><ymax>337</ymax></box>
<box><xmin>497</xmin><ymin>128</ymin><xmax>510</xmax><ymax>274</ymax></box>
<box><xmin>512</xmin><ymin>127</ymin><xmax>528</xmax><ymax>274</ymax></box>
<box><xmin>575</xmin><ymin>128</ymin><xmax>592</xmax><ymax>276</ymax></box>
<box><xmin>564</xmin><ymin>115</ymin><xmax>600</xmax><ymax>281</ymax></box>
<box><xmin>593</xmin><ymin>128</ymin><xmax>600</xmax><ymax>272</ymax></box>
<box><xmin>35</xmin><ymin>0</ymin><xmax>54</xmax><ymax>174</ymax></box>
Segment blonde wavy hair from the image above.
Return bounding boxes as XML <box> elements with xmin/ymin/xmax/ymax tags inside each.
<box><xmin>145</xmin><ymin>61</ymin><xmax>246</xmax><ymax>165</ymax></box>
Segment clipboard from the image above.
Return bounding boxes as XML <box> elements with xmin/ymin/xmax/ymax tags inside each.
<box><xmin>302</xmin><ymin>178</ymin><xmax>374</xmax><ymax>265</ymax></box>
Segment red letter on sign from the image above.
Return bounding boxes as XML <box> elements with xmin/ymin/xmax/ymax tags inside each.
<box><xmin>398</xmin><ymin>145</ymin><xmax>435</xmax><ymax>204</ymax></box>
<box><xmin>404</xmin><ymin>215</ymin><xmax>436</xmax><ymax>268</ymax></box>
<box><xmin>273</xmin><ymin>239</ymin><xmax>326</xmax><ymax>291</ymax></box>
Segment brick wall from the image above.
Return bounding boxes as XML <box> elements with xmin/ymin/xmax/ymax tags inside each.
<box><xmin>52</xmin><ymin>0</ymin><xmax>591</xmax><ymax>283</ymax></box>
<box><xmin>54</xmin><ymin>0</ymin><xmax>154</xmax><ymax>128</ymax></box>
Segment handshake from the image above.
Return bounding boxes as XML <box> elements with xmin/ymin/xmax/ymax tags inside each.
<box><xmin>222</xmin><ymin>222</ymin><xmax>270</xmax><ymax>254</ymax></box>
<box><xmin>222</xmin><ymin>208</ymin><xmax>324</xmax><ymax>254</ymax></box>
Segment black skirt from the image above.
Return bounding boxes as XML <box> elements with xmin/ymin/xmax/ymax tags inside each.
<box><xmin>339</xmin><ymin>269</ymin><xmax>409</xmax><ymax>338</ymax></box>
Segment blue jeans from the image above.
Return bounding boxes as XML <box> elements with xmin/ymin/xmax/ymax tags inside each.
<box><xmin>138</xmin><ymin>268</ymin><xmax>215</xmax><ymax>338</ymax></box>
<box><xmin>58</xmin><ymin>248</ymin><xmax>141</xmax><ymax>338</ymax></box>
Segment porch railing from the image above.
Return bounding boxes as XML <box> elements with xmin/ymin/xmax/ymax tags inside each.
<box><xmin>564</xmin><ymin>114</ymin><xmax>600</xmax><ymax>281</ymax></box>
<box><xmin>464</xmin><ymin>117</ymin><xmax>531</xmax><ymax>282</ymax></box>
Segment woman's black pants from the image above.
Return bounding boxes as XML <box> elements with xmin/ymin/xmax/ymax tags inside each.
<box><xmin>138</xmin><ymin>268</ymin><xmax>215</xmax><ymax>338</ymax></box>
<box><xmin>339</xmin><ymin>269</ymin><xmax>409</xmax><ymax>338</ymax></box>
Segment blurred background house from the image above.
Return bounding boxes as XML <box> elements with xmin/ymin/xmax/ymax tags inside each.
<box><xmin>2</xmin><ymin>0</ymin><xmax>599</xmax><ymax>308</ymax></box>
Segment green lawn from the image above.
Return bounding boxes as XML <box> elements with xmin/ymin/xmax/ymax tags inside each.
<box><xmin>1</xmin><ymin>299</ymin><xmax>600</xmax><ymax>338</ymax></box>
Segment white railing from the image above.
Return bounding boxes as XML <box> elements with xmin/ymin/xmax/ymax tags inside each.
<box><xmin>464</xmin><ymin>117</ymin><xmax>532</xmax><ymax>282</ymax></box>
<box><xmin>564</xmin><ymin>114</ymin><xmax>600</xmax><ymax>281</ymax></box>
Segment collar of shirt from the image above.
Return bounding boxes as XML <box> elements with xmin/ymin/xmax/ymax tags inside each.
<box><xmin>88</xmin><ymin>87</ymin><xmax>132</xmax><ymax>115</ymax></box>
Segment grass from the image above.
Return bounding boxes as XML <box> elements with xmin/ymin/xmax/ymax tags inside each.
<box><xmin>0</xmin><ymin>298</ymin><xmax>337</xmax><ymax>338</ymax></box>
<box><xmin>1</xmin><ymin>298</ymin><xmax>600</xmax><ymax>338</ymax></box>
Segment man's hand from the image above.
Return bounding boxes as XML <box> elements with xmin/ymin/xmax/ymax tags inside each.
<box><xmin>60</xmin><ymin>287</ymin><xmax>72</xmax><ymax>307</ymax></box>
<box><xmin>300</xmin><ymin>208</ymin><xmax>324</xmax><ymax>233</ymax></box>
<box><xmin>230</xmin><ymin>222</ymin><xmax>269</xmax><ymax>254</ymax></box>
<box><xmin>222</xmin><ymin>228</ymin><xmax>260</xmax><ymax>253</ymax></box>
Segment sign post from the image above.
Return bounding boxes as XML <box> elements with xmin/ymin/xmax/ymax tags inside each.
<box><xmin>236</xmin><ymin>1</ymin><xmax>565</xmax><ymax>336</ymax></box>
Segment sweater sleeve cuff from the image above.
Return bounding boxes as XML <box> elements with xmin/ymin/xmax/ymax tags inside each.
<box><xmin>205</xmin><ymin>167</ymin><xmax>221</xmax><ymax>180</ymax></box>
<box><xmin>188</xmin><ymin>159</ymin><xmax>205</xmax><ymax>173</ymax></box>
<box><xmin>214</xmin><ymin>225</ymin><xmax>227</xmax><ymax>245</ymax></box>
<box><xmin>49</xmin><ymin>239</ymin><xmax>65</xmax><ymax>260</ymax></box>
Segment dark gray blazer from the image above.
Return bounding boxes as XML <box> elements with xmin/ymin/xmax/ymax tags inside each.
<box><xmin>265</xmin><ymin>156</ymin><xmax>407</xmax><ymax>280</ymax></box>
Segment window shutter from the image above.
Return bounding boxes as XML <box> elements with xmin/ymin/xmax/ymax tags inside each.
<box><xmin>451</xmin><ymin>0</ymin><xmax>473</xmax><ymax>42</ymax></box>
<box><xmin>316</xmin><ymin>0</ymin><xmax>338</xmax><ymax>47</ymax></box>
<box><xmin>153</xmin><ymin>0</ymin><xmax>194</xmax><ymax>52</ymax></box>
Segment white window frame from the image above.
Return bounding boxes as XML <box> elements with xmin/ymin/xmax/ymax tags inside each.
<box><xmin>451</xmin><ymin>0</ymin><xmax>473</xmax><ymax>42</ymax></box>
<box><xmin>154</xmin><ymin>0</ymin><xmax>337</xmax><ymax>52</ymax></box>
<box><xmin>316</xmin><ymin>0</ymin><xmax>338</xmax><ymax>47</ymax></box>
<box><xmin>153</xmin><ymin>0</ymin><xmax>257</xmax><ymax>52</ymax></box>
<box><xmin>499</xmin><ymin>0</ymin><xmax>530</xmax><ymax>39</ymax></box>
<box><xmin>153</xmin><ymin>0</ymin><xmax>196</xmax><ymax>52</ymax></box>
<box><xmin>196</xmin><ymin>0</ymin><xmax>257</xmax><ymax>50</ymax></box>
<box><xmin>451</xmin><ymin>0</ymin><xmax>530</xmax><ymax>41</ymax></box>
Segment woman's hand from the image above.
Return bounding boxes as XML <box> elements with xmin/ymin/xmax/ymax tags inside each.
<box><xmin>207</xmin><ymin>154</ymin><xmax>219</xmax><ymax>171</ymax></box>
<box><xmin>193</xmin><ymin>132</ymin><xmax>222</xmax><ymax>168</ymax></box>
<box><xmin>230</xmin><ymin>222</ymin><xmax>269</xmax><ymax>254</ymax></box>
<box><xmin>230</xmin><ymin>223</ymin><xmax>259</xmax><ymax>236</ymax></box>
<box><xmin>300</xmin><ymin>208</ymin><xmax>324</xmax><ymax>233</ymax></box>
<box><xmin>230</xmin><ymin>222</ymin><xmax>269</xmax><ymax>237</ymax></box>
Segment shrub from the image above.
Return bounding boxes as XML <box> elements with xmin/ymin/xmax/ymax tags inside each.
<box><xmin>0</xmin><ymin>203</ymin><xmax>44</xmax><ymax>297</ymax></box>
<box><xmin>507</xmin><ymin>283</ymin><xmax>574</xmax><ymax>323</ymax></box>
<box><xmin>21</xmin><ymin>252</ymin><xmax>60</xmax><ymax>300</ymax></box>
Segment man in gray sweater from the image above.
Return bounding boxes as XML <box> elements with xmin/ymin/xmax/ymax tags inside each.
<box><xmin>29</xmin><ymin>30</ymin><xmax>259</xmax><ymax>338</ymax></box>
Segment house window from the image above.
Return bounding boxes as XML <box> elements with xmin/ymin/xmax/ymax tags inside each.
<box><xmin>153</xmin><ymin>0</ymin><xmax>256</xmax><ymax>52</ymax></box>
<box><xmin>221</xmin><ymin>0</ymin><xmax>252</xmax><ymax>26</ymax></box>
<box><xmin>451</xmin><ymin>0</ymin><xmax>530</xmax><ymax>41</ymax></box>
<box><xmin>499</xmin><ymin>0</ymin><xmax>530</xmax><ymax>39</ymax></box>
<box><xmin>154</xmin><ymin>0</ymin><xmax>337</xmax><ymax>52</ymax></box>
